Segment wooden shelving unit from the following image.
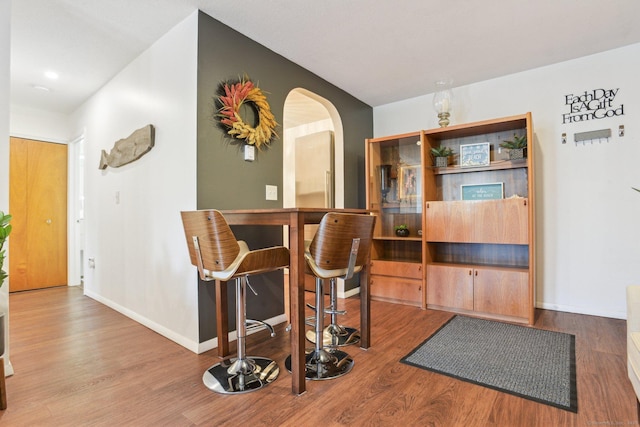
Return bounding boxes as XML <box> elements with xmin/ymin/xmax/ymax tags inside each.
<box><xmin>364</xmin><ymin>113</ymin><xmax>535</xmax><ymax>324</ymax></box>
<box><xmin>365</xmin><ymin>131</ymin><xmax>424</xmax><ymax>307</ymax></box>
<box><xmin>422</xmin><ymin>113</ymin><xmax>535</xmax><ymax>325</ymax></box>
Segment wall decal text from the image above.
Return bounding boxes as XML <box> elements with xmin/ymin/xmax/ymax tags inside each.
<box><xmin>563</xmin><ymin>88</ymin><xmax>624</xmax><ymax>124</ymax></box>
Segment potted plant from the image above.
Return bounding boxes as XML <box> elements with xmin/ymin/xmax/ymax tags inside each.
<box><xmin>430</xmin><ymin>146</ymin><xmax>454</xmax><ymax>168</ymax></box>
<box><xmin>500</xmin><ymin>134</ymin><xmax>527</xmax><ymax>160</ymax></box>
<box><xmin>394</xmin><ymin>224</ymin><xmax>410</xmax><ymax>237</ymax></box>
<box><xmin>0</xmin><ymin>211</ymin><xmax>11</xmax><ymax>357</ymax></box>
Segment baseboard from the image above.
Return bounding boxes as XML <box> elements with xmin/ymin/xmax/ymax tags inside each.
<box><xmin>341</xmin><ymin>286</ymin><xmax>361</xmax><ymax>299</ymax></box>
<box><xmin>197</xmin><ymin>314</ymin><xmax>288</xmax><ymax>354</ymax></box>
<box><xmin>83</xmin><ymin>289</ymin><xmax>201</xmax><ymax>353</ymax></box>
<box><xmin>197</xmin><ymin>314</ymin><xmax>287</xmax><ymax>354</ymax></box>
<box><xmin>537</xmin><ymin>301</ymin><xmax>626</xmax><ymax>320</ymax></box>
<box><xmin>84</xmin><ymin>289</ymin><xmax>289</xmax><ymax>355</ymax></box>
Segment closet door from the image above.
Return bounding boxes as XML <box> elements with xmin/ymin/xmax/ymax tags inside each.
<box><xmin>9</xmin><ymin>138</ymin><xmax>68</xmax><ymax>291</ymax></box>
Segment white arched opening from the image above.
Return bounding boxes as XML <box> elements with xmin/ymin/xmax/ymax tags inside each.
<box><xmin>283</xmin><ymin>88</ymin><xmax>344</xmax><ymax>210</ymax></box>
<box><xmin>283</xmin><ymin>88</ymin><xmax>351</xmax><ymax>297</ymax></box>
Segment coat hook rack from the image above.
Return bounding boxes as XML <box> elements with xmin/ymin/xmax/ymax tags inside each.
<box><xmin>574</xmin><ymin>128</ymin><xmax>611</xmax><ymax>145</ymax></box>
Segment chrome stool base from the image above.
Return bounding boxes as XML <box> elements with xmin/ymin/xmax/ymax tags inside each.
<box><xmin>284</xmin><ymin>348</ymin><xmax>354</xmax><ymax>380</ymax></box>
<box><xmin>203</xmin><ymin>356</ymin><xmax>279</xmax><ymax>394</ymax></box>
<box><xmin>305</xmin><ymin>325</ymin><xmax>361</xmax><ymax>347</ymax></box>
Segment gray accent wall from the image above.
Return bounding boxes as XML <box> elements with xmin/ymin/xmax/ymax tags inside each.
<box><xmin>196</xmin><ymin>12</ymin><xmax>373</xmax><ymax>342</ymax></box>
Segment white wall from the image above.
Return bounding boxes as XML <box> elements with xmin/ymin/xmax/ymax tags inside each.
<box><xmin>70</xmin><ymin>12</ymin><xmax>199</xmax><ymax>350</ymax></box>
<box><xmin>1</xmin><ymin>0</ymin><xmax>13</xmax><ymax>375</ymax></box>
<box><xmin>374</xmin><ymin>43</ymin><xmax>640</xmax><ymax>319</ymax></box>
<box><xmin>10</xmin><ymin>105</ymin><xmax>71</xmax><ymax>142</ymax></box>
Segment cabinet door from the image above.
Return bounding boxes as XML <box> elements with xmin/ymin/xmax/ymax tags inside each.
<box><xmin>426</xmin><ymin>264</ymin><xmax>473</xmax><ymax>310</ymax></box>
<box><xmin>425</xmin><ymin>199</ymin><xmax>528</xmax><ymax>244</ymax></box>
<box><xmin>425</xmin><ymin>201</ymin><xmax>470</xmax><ymax>242</ymax></box>
<box><xmin>474</xmin><ymin>199</ymin><xmax>529</xmax><ymax>244</ymax></box>
<box><xmin>473</xmin><ymin>268</ymin><xmax>529</xmax><ymax>318</ymax></box>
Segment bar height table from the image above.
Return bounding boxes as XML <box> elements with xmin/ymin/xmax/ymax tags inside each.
<box><xmin>217</xmin><ymin>208</ymin><xmax>371</xmax><ymax>395</ymax></box>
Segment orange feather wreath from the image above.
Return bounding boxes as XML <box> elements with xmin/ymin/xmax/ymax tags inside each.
<box><xmin>216</xmin><ymin>78</ymin><xmax>278</xmax><ymax>149</ymax></box>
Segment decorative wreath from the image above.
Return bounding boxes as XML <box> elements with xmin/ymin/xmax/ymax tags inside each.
<box><xmin>215</xmin><ymin>77</ymin><xmax>278</xmax><ymax>149</ymax></box>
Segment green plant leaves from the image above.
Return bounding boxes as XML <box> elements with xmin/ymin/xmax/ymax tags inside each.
<box><xmin>0</xmin><ymin>211</ymin><xmax>12</xmax><ymax>288</ymax></box>
<box><xmin>430</xmin><ymin>146</ymin><xmax>454</xmax><ymax>157</ymax></box>
<box><xmin>500</xmin><ymin>134</ymin><xmax>527</xmax><ymax>149</ymax></box>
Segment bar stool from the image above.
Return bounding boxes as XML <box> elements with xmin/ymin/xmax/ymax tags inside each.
<box><xmin>305</xmin><ymin>276</ymin><xmax>361</xmax><ymax>348</ymax></box>
<box><xmin>286</xmin><ymin>212</ymin><xmax>375</xmax><ymax>380</ymax></box>
<box><xmin>181</xmin><ymin>210</ymin><xmax>289</xmax><ymax>394</ymax></box>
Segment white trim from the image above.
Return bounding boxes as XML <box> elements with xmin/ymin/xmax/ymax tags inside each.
<box><xmin>197</xmin><ymin>313</ymin><xmax>288</xmax><ymax>354</ymax></box>
<box><xmin>84</xmin><ymin>288</ymin><xmax>201</xmax><ymax>353</ymax></box>
<box><xmin>341</xmin><ymin>285</ymin><xmax>361</xmax><ymax>299</ymax></box>
<box><xmin>67</xmin><ymin>132</ymin><xmax>85</xmax><ymax>287</ymax></box>
<box><xmin>84</xmin><ymin>288</ymin><xmax>289</xmax><ymax>354</ymax></box>
<box><xmin>9</xmin><ymin>131</ymin><xmax>68</xmax><ymax>145</ymax></box>
<box><xmin>536</xmin><ymin>301</ymin><xmax>626</xmax><ymax>320</ymax></box>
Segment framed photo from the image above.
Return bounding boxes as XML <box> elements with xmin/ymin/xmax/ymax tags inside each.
<box><xmin>461</xmin><ymin>182</ymin><xmax>504</xmax><ymax>200</ymax></box>
<box><xmin>460</xmin><ymin>142</ymin><xmax>490</xmax><ymax>168</ymax></box>
<box><xmin>398</xmin><ymin>165</ymin><xmax>421</xmax><ymax>200</ymax></box>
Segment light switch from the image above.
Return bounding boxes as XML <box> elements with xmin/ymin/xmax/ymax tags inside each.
<box><xmin>266</xmin><ymin>185</ymin><xmax>278</xmax><ymax>201</ymax></box>
<box><xmin>244</xmin><ymin>144</ymin><xmax>255</xmax><ymax>161</ymax></box>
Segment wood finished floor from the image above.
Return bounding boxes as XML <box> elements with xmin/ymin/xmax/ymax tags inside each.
<box><xmin>0</xmin><ymin>286</ymin><xmax>635</xmax><ymax>426</ymax></box>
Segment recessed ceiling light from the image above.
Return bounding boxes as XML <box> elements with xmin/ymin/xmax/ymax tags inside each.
<box><xmin>44</xmin><ymin>70</ymin><xmax>59</xmax><ymax>80</ymax></box>
<box><xmin>31</xmin><ymin>85</ymin><xmax>51</xmax><ymax>92</ymax></box>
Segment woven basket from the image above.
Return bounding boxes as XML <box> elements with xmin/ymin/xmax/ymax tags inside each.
<box><xmin>434</xmin><ymin>156</ymin><xmax>448</xmax><ymax>167</ymax></box>
<box><xmin>508</xmin><ymin>148</ymin><xmax>527</xmax><ymax>160</ymax></box>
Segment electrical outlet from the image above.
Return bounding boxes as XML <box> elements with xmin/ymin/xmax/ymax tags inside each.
<box><xmin>265</xmin><ymin>185</ymin><xmax>278</xmax><ymax>201</ymax></box>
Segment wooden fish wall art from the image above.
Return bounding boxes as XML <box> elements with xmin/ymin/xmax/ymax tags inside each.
<box><xmin>99</xmin><ymin>124</ymin><xmax>155</xmax><ymax>170</ymax></box>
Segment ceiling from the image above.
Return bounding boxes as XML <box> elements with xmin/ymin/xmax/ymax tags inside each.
<box><xmin>10</xmin><ymin>0</ymin><xmax>640</xmax><ymax>116</ymax></box>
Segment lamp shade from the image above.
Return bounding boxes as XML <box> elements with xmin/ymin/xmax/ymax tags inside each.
<box><xmin>433</xmin><ymin>80</ymin><xmax>453</xmax><ymax>114</ymax></box>
<box><xmin>433</xmin><ymin>79</ymin><xmax>453</xmax><ymax>127</ymax></box>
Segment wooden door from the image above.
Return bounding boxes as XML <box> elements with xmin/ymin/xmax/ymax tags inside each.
<box><xmin>473</xmin><ymin>199</ymin><xmax>529</xmax><ymax>244</ymax></box>
<box><xmin>473</xmin><ymin>267</ymin><xmax>529</xmax><ymax>318</ymax></box>
<box><xmin>426</xmin><ymin>263</ymin><xmax>473</xmax><ymax>310</ymax></box>
<box><xmin>9</xmin><ymin>138</ymin><xmax>68</xmax><ymax>291</ymax></box>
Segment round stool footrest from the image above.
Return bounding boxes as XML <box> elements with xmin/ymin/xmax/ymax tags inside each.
<box><xmin>324</xmin><ymin>308</ymin><xmax>347</xmax><ymax>316</ymax></box>
<box><xmin>305</xmin><ymin>326</ymin><xmax>361</xmax><ymax>347</ymax></box>
<box><xmin>284</xmin><ymin>349</ymin><xmax>354</xmax><ymax>380</ymax></box>
<box><xmin>203</xmin><ymin>357</ymin><xmax>280</xmax><ymax>394</ymax></box>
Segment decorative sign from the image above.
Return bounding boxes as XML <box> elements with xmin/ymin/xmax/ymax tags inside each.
<box><xmin>460</xmin><ymin>142</ymin><xmax>490</xmax><ymax>168</ymax></box>
<box><xmin>563</xmin><ymin>88</ymin><xmax>624</xmax><ymax>124</ymax></box>
<box><xmin>399</xmin><ymin>165</ymin><xmax>421</xmax><ymax>200</ymax></box>
<box><xmin>99</xmin><ymin>124</ymin><xmax>155</xmax><ymax>170</ymax></box>
<box><xmin>461</xmin><ymin>182</ymin><xmax>504</xmax><ymax>200</ymax></box>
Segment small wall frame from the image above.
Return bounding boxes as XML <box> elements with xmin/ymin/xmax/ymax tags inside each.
<box><xmin>460</xmin><ymin>142</ymin><xmax>490</xmax><ymax>168</ymax></box>
<box><xmin>398</xmin><ymin>164</ymin><xmax>421</xmax><ymax>200</ymax></box>
<box><xmin>461</xmin><ymin>182</ymin><xmax>504</xmax><ymax>200</ymax></box>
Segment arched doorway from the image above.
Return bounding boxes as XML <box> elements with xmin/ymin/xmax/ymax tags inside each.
<box><xmin>283</xmin><ymin>88</ymin><xmax>351</xmax><ymax>297</ymax></box>
<box><xmin>283</xmin><ymin>88</ymin><xmax>344</xmax><ymax>210</ymax></box>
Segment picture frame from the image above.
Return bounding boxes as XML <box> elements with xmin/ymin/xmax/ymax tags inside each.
<box><xmin>460</xmin><ymin>142</ymin><xmax>490</xmax><ymax>168</ymax></box>
<box><xmin>398</xmin><ymin>165</ymin><xmax>421</xmax><ymax>200</ymax></box>
<box><xmin>461</xmin><ymin>182</ymin><xmax>504</xmax><ymax>200</ymax></box>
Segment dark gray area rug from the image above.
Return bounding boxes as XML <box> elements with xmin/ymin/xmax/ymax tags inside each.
<box><xmin>401</xmin><ymin>315</ymin><xmax>577</xmax><ymax>412</ymax></box>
